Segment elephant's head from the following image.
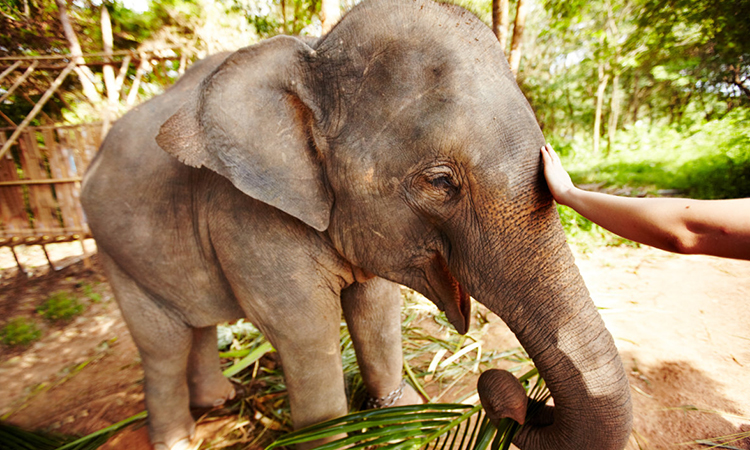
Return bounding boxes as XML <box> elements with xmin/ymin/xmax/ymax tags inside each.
<box><xmin>157</xmin><ymin>0</ymin><xmax>632</xmax><ymax>448</ymax></box>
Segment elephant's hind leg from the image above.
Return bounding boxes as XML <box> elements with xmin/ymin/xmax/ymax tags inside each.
<box><xmin>99</xmin><ymin>252</ymin><xmax>195</xmax><ymax>450</ymax></box>
<box><xmin>187</xmin><ymin>326</ymin><xmax>237</xmax><ymax>408</ymax></box>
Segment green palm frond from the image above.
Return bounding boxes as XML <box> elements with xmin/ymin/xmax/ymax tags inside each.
<box><xmin>0</xmin><ymin>411</ymin><xmax>147</xmax><ymax>450</ymax></box>
<box><xmin>266</xmin><ymin>369</ymin><xmax>549</xmax><ymax>450</ymax></box>
<box><xmin>0</xmin><ymin>422</ymin><xmax>68</xmax><ymax>450</ymax></box>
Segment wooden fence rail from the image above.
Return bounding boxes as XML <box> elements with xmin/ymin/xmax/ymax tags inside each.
<box><xmin>0</xmin><ymin>123</ymin><xmax>101</xmax><ymax>252</ymax></box>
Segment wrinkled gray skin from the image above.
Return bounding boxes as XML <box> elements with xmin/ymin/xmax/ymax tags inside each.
<box><xmin>81</xmin><ymin>0</ymin><xmax>632</xmax><ymax>449</ymax></box>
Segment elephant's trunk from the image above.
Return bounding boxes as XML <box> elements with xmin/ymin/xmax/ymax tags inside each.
<box><xmin>470</xmin><ymin>209</ymin><xmax>632</xmax><ymax>450</ymax></box>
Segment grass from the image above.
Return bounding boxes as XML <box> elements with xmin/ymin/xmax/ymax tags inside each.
<box><xmin>557</xmin><ymin>108</ymin><xmax>750</xmax><ymax>200</ymax></box>
<box><xmin>36</xmin><ymin>291</ymin><xmax>85</xmax><ymax>322</ymax></box>
<box><xmin>0</xmin><ymin>290</ymin><xmax>537</xmax><ymax>450</ymax></box>
<box><xmin>80</xmin><ymin>283</ymin><xmax>102</xmax><ymax>303</ymax></box>
<box><xmin>207</xmin><ymin>291</ymin><xmax>540</xmax><ymax>449</ymax></box>
<box><xmin>0</xmin><ymin>317</ymin><xmax>42</xmax><ymax>347</ymax></box>
<box><xmin>550</xmin><ymin>108</ymin><xmax>750</xmax><ymax>248</ymax></box>
<box><xmin>207</xmin><ymin>291</ymin><xmax>536</xmax><ymax>448</ymax></box>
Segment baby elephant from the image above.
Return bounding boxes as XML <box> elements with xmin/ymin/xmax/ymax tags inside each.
<box><xmin>81</xmin><ymin>0</ymin><xmax>632</xmax><ymax>449</ymax></box>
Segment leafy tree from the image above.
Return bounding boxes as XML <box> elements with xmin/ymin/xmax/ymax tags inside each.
<box><xmin>635</xmin><ymin>0</ymin><xmax>750</xmax><ymax>105</ymax></box>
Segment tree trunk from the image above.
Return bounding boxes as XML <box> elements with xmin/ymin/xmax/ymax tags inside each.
<box><xmin>101</xmin><ymin>3</ymin><xmax>117</xmax><ymax>134</ymax></box>
<box><xmin>508</xmin><ymin>0</ymin><xmax>529</xmax><ymax>76</ymax></box>
<box><xmin>606</xmin><ymin>72</ymin><xmax>620</xmax><ymax>157</ymax></box>
<box><xmin>101</xmin><ymin>5</ymin><xmax>117</xmax><ymax>104</ymax></box>
<box><xmin>126</xmin><ymin>55</ymin><xmax>148</xmax><ymax>107</ymax></box>
<box><xmin>492</xmin><ymin>0</ymin><xmax>510</xmax><ymax>53</ymax></box>
<box><xmin>54</xmin><ymin>0</ymin><xmax>100</xmax><ymax>105</ymax></box>
<box><xmin>293</xmin><ymin>0</ymin><xmax>299</xmax><ymax>34</ymax></box>
<box><xmin>629</xmin><ymin>71</ymin><xmax>641</xmax><ymax>124</ymax></box>
<box><xmin>565</xmin><ymin>88</ymin><xmax>576</xmax><ymax>139</ymax></box>
<box><xmin>320</xmin><ymin>0</ymin><xmax>341</xmax><ymax>34</ymax></box>
<box><xmin>593</xmin><ymin>64</ymin><xmax>609</xmax><ymax>155</ymax></box>
<box><xmin>281</xmin><ymin>0</ymin><xmax>287</xmax><ymax>34</ymax></box>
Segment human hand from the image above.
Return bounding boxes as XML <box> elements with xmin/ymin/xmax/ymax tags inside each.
<box><xmin>540</xmin><ymin>143</ymin><xmax>575</xmax><ymax>206</ymax></box>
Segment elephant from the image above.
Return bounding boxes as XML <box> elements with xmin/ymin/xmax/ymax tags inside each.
<box><xmin>80</xmin><ymin>0</ymin><xmax>633</xmax><ymax>449</ymax></box>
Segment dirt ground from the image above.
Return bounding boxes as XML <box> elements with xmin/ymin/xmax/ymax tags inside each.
<box><xmin>0</xmin><ymin>241</ymin><xmax>748</xmax><ymax>449</ymax></box>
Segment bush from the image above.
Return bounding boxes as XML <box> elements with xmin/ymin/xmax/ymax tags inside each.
<box><xmin>560</xmin><ymin>107</ymin><xmax>750</xmax><ymax>199</ymax></box>
<box><xmin>1</xmin><ymin>317</ymin><xmax>42</xmax><ymax>346</ymax></box>
<box><xmin>556</xmin><ymin>205</ymin><xmax>639</xmax><ymax>250</ymax></box>
<box><xmin>37</xmin><ymin>292</ymin><xmax>85</xmax><ymax>322</ymax></box>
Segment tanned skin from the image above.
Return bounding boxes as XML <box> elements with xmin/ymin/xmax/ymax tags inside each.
<box><xmin>541</xmin><ymin>143</ymin><xmax>750</xmax><ymax>260</ymax></box>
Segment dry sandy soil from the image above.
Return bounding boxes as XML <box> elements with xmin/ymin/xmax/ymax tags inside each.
<box><xmin>0</xmin><ymin>241</ymin><xmax>748</xmax><ymax>449</ymax></box>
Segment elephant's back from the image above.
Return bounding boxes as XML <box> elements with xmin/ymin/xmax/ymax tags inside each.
<box><xmin>82</xmin><ymin>52</ymin><xmax>230</xmax><ymax>211</ymax></box>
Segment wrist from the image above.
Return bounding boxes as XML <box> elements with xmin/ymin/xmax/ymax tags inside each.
<box><xmin>553</xmin><ymin>185</ymin><xmax>578</xmax><ymax>208</ymax></box>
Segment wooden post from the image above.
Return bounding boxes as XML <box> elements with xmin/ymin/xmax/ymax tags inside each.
<box><xmin>41</xmin><ymin>243</ymin><xmax>54</xmax><ymax>270</ymax></box>
<box><xmin>80</xmin><ymin>237</ymin><xmax>91</xmax><ymax>269</ymax></box>
<box><xmin>18</xmin><ymin>132</ymin><xmax>59</xmax><ymax>234</ymax></box>
<box><xmin>0</xmin><ymin>61</ymin><xmax>39</xmax><ymax>104</ymax></box>
<box><xmin>0</xmin><ymin>61</ymin><xmax>22</xmax><ymax>84</ymax></box>
<box><xmin>9</xmin><ymin>245</ymin><xmax>26</xmax><ymax>276</ymax></box>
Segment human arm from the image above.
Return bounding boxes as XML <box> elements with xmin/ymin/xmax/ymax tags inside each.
<box><xmin>540</xmin><ymin>143</ymin><xmax>750</xmax><ymax>260</ymax></box>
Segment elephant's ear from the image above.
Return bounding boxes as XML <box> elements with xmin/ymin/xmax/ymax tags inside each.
<box><xmin>157</xmin><ymin>36</ymin><xmax>331</xmax><ymax>231</ymax></box>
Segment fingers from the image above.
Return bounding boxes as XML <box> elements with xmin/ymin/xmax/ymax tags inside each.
<box><xmin>540</xmin><ymin>145</ymin><xmax>551</xmax><ymax>164</ymax></box>
<box><xmin>541</xmin><ymin>144</ymin><xmax>564</xmax><ymax>170</ymax></box>
<box><xmin>541</xmin><ymin>143</ymin><xmax>559</xmax><ymax>164</ymax></box>
<box><xmin>539</xmin><ymin>143</ymin><xmax>576</xmax><ymax>206</ymax></box>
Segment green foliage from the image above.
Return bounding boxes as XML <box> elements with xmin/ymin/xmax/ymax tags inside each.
<box><xmin>561</xmin><ymin>107</ymin><xmax>750</xmax><ymax>200</ymax></box>
<box><xmin>635</xmin><ymin>0</ymin><xmax>750</xmax><ymax>105</ymax></box>
<box><xmin>236</xmin><ymin>0</ymin><xmax>323</xmax><ymax>38</ymax></box>
<box><xmin>0</xmin><ymin>411</ymin><xmax>148</xmax><ymax>450</ymax></box>
<box><xmin>0</xmin><ymin>317</ymin><xmax>42</xmax><ymax>347</ymax></box>
<box><xmin>266</xmin><ymin>369</ymin><xmax>549</xmax><ymax>450</ymax></box>
<box><xmin>37</xmin><ymin>292</ymin><xmax>85</xmax><ymax>322</ymax></box>
<box><xmin>556</xmin><ymin>205</ymin><xmax>638</xmax><ymax>250</ymax></box>
<box><xmin>80</xmin><ymin>283</ymin><xmax>103</xmax><ymax>303</ymax></box>
<box><xmin>677</xmin><ymin>109</ymin><xmax>750</xmax><ymax>199</ymax></box>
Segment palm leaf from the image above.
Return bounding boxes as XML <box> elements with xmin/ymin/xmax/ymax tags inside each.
<box><xmin>266</xmin><ymin>369</ymin><xmax>549</xmax><ymax>450</ymax></box>
<box><xmin>0</xmin><ymin>411</ymin><xmax>147</xmax><ymax>450</ymax></box>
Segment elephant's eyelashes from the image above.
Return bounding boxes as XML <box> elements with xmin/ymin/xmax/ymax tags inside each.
<box><xmin>422</xmin><ymin>166</ymin><xmax>461</xmax><ymax>198</ymax></box>
<box><xmin>430</xmin><ymin>176</ymin><xmax>455</xmax><ymax>191</ymax></box>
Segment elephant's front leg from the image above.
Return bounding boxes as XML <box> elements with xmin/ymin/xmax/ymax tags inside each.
<box><xmin>341</xmin><ymin>277</ymin><xmax>424</xmax><ymax>409</ymax></box>
<box><xmin>237</xmin><ymin>285</ymin><xmax>349</xmax><ymax>449</ymax></box>
<box><xmin>267</xmin><ymin>313</ymin><xmax>348</xmax><ymax>435</ymax></box>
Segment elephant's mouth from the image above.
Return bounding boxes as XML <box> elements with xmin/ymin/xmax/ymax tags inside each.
<box><xmin>425</xmin><ymin>253</ymin><xmax>471</xmax><ymax>334</ymax></box>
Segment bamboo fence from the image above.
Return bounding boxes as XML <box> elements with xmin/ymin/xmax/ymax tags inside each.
<box><xmin>0</xmin><ymin>49</ymin><xmax>184</xmax><ymax>270</ymax></box>
<box><xmin>0</xmin><ymin>123</ymin><xmax>101</xmax><ymax>247</ymax></box>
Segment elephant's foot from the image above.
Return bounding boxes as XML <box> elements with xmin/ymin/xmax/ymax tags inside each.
<box><xmin>393</xmin><ymin>382</ymin><xmax>426</xmax><ymax>407</ymax></box>
<box><xmin>151</xmin><ymin>421</ymin><xmax>197</xmax><ymax>450</ymax></box>
<box><xmin>153</xmin><ymin>438</ymin><xmax>195</xmax><ymax>450</ymax></box>
<box><xmin>189</xmin><ymin>375</ymin><xmax>240</xmax><ymax>409</ymax></box>
<box><xmin>366</xmin><ymin>379</ymin><xmax>425</xmax><ymax>409</ymax></box>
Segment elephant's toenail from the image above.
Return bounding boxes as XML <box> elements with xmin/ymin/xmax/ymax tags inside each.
<box><xmin>172</xmin><ymin>438</ymin><xmax>193</xmax><ymax>450</ymax></box>
<box><xmin>154</xmin><ymin>444</ymin><xmax>169</xmax><ymax>450</ymax></box>
<box><xmin>213</xmin><ymin>398</ymin><xmax>226</xmax><ymax>407</ymax></box>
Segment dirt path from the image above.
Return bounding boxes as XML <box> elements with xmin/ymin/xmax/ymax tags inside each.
<box><xmin>576</xmin><ymin>246</ymin><xmax>750</xmax><ymax>449</ymax></box>
<box><xmin>1</xmin><ymin>243</ymin><xmax>748</xmax><ymax>449</ymax></box>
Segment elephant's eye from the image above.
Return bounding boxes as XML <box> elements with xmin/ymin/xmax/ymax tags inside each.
<box><xmin>424</xmin><ymin>167</ymin><xmax>460</xmax><ymax>198</ymax></box>
<box><xmin>430</xmin><ymin>176</ymin><xmax>455</xmax><ymax>190</ymax></box>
